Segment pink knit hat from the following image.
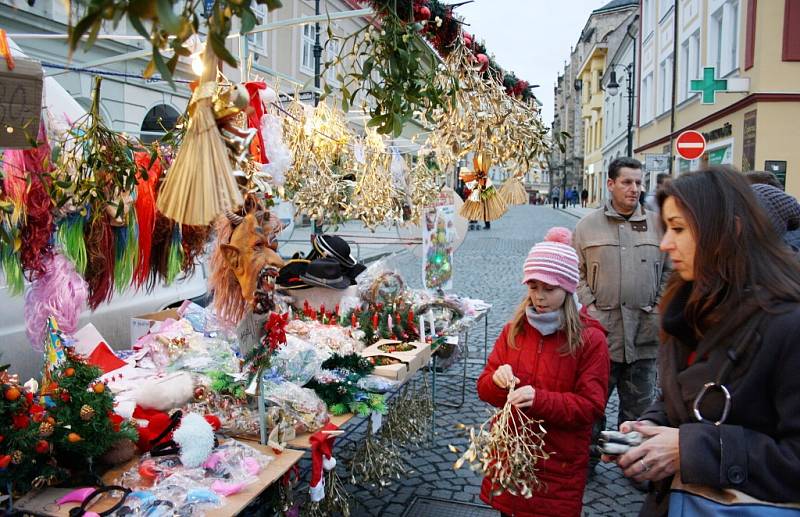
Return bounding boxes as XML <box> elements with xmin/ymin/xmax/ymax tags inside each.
<box><xmin>521</xmin><ymin>227</ymin><xmax>580</xmax><ymax>293</ymax></box>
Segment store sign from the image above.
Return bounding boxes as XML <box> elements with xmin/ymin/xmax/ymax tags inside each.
<box><xmin>690</xmin><ymin>67</ymin><xmax>750</xmax><ymax>104</ymax></box>
<box><xmin>644</xmin><ymin>153</ymin><xmax>671</xmax><ymax>173</ymax></box>
<box><xmin>742</xmin><ymin>110</ymin><xmax>757</xmax><ymax>171</ymax></box>
<box><xmin>0</xmin><ymin>55</ymin><xmax>43</xmax><ymax>149</ymax></box>
<box><xmin>702</xmin><ymin>122</ymin><xmax>732</xmax><ymax>143</ymax></box>
<box><xmin>708</xmin><ymin>146</ymin><xmax>733</xmax><ymax>166</ymax></box>
<box><xmin>765</xmin><ymin>160</ymin><xmax>787</xmax><ymax>190</ymax></box>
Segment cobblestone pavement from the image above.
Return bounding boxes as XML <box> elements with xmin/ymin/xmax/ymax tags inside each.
<box><xmin>310</xmin><ymin>205</ymin><xmax>645</xmax><ymax>516</ymax></box>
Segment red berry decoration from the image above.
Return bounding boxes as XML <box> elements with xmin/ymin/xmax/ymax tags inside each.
<box><xmin>463</xmin><ymin>32</ymin><xmax>473</xmax><ymax>47</ymax></box>
<box><xmin>414</xmin><ymin>5</ymin><xmax>431</xmax><ymax>21</ymax></box>
<box><xmin>35</xmin><ymin>440</ymin><xmax>50</xmax><ymax>454</ymax></box>
<box><xmin>4</xmin><ymin>387</ymin><xmax>20</xmax><ymax>401</ymax></box>
<box><xmin>60</xmin><ymin>391</ymin><xmax>71</xmax><ymax>402</ymax></box>
<box><xmin>475</xmin><ymin>53</ymin><xmax>489</xmax><ymax>73</ymax></box>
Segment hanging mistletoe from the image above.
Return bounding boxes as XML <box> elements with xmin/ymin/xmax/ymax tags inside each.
<box><xmin>67</xmin><ymin>0</ymin><xmax>282</xmax><ymax>86</ymax></box>
<box><xmin>323</xmin><ymin>6</ymin><xmax>457</xmax><ymax>137</ymax></box>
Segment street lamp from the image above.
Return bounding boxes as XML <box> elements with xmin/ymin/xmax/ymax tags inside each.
<box><xmin>607</xmin><ymin>63</ymin><xmax>635</xmax><ymax>157</ymax></box>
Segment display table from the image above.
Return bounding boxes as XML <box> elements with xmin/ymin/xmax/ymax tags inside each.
<box><xmin>13</xmin><ymin>443</ymin><xmax>304</xmax><ymax>517</ymax></box>
<box><xmin>286</xmin><ymin>412</ymin><xmax>354</xmax><ymax>449</ymax></box>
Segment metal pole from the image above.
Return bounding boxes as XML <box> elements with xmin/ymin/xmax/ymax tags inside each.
<box><xmin>312</xmin><ymin>0</ymin><xmax>323</xmax><ymax>235</ymax></box>
<box><xmin>626</xmin><ymin>66</ymin><xmax>634</xmax><ymax>157</ymax></box>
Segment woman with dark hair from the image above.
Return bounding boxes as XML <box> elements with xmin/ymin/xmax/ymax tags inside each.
<box><xmin>606</xmin><ymin>167</ymin><xmax>800</xmax><ymax>515</ymax></box>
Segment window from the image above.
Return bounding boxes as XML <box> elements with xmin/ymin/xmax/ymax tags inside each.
<box><xmin>325</xmin><ymin>38</ymin><xmax>340</xmax><ymax>85</ymax></box>
<box><xmin>658</xmin><ymin>55</ymin><xmax>673</xmax><ymax>115</ymax></box>
<box><xmin>709</xmin><ymin>1</ymin><xmax>740</xmax><ymax>76</ymax></box>
<box><xmin>642</xmin><ymin>0</ymin><xmax>654</xmax><ymax>37</ymax></box>
<box><xmin>247</xmin><ymin>5</ymin><xmax>267</xmax><ymax>53</ymax></box>
<box><xmin>680</xmin><ymin>31</ymin><xmax>700</xmax><ymax>101</ymax></box>
<box><xmin>301</xmin><ymin>24</ymin><xmax>316</xmax><ymax>72</ymax></box>
<box><xmin>641</xmin><ymin>72</ymin><xmax>654</xmax><ymax>123</ymax></box>
<box><xmin>659</xmin><ymin>0</ymin><xmax>674</xmax><ymax>20</ymax></box>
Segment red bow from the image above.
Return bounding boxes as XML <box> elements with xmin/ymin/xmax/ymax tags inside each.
<box><xmin>264</xmin><ymin>312</ymin><xmax>289</xmax><ymax>352</ymax></box>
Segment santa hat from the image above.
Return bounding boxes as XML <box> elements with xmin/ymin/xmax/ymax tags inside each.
<box><xmin>309</xmin><ymin>422</ymin><xmax>340</xmax><ymax>502</ymax></box>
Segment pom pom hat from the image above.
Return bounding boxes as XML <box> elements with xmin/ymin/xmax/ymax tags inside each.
<box><xmin>522</xmin><ymin>227</ymin><xmax>580</xmax><ymax>293</ymax></box>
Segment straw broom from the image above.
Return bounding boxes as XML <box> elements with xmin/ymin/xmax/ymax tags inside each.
<box><xmin>157</xmin><ymin>48</ymin><xmax>243</xmax><ymax>226</ymax></box>
<box><xmin>499</xmin><ymin>176</ymin><xmax>528</xmax><ymax>205</ymax></box>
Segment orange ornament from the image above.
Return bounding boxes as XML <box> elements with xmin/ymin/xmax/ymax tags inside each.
<box><xmin>64</xmin><ymin>367</ymin><xmax>75</xmax><ymax>377</ymax></box>
<box><xmin>67</xmin><ymin>432</ymin><xmax>82</xmax><ymax>443</ymax></box>
<box><xmin>4</xmin><ymin>387</ymin><xmax>20</xmax><ymax>401</ymax></box>
<box><xmin>93</xmin><ymin>383</ymin><xmax>106</xmax><ymax>394</ymax></box>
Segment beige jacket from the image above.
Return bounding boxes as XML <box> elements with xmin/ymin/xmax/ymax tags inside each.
<box><xmin>573</xmin><ymin>200</ymin><xmax>670</xmax><ymax>363</ymax></box>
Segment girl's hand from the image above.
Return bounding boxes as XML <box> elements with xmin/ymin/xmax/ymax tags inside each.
<box><xmin>617</xmin><ymin>423</ymin><xmax>680</xmax><ymax>482</ymax></box>
<box><xmin>492</xmin><ymin>364</ymin><xmax>520</xmax><ymax>389</ymax></box>
<box><xmin>507</xmin><ymin>385</ymin><xmax>536</xmax><ymax>408</ymax></box>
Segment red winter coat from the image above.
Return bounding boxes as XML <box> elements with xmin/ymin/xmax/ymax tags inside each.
<box><xmin>476</xmin><ymin>308</ymin><xmax>610</xmax><ymax>517</ymax></box>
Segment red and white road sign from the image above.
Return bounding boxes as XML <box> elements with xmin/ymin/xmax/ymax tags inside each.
<box><xmin>675</xmin><ymin>130</ymin><xmax>707</xmax><ymax>160</ymax></box>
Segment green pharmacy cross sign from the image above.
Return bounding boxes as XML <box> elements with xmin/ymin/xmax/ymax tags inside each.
<box><xmin>690</xmin><ymin>67</ymin><xmax>750</xmax><ymax>104</ymax></box>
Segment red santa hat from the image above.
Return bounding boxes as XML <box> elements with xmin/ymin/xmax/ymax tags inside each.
<box><xmin>309</xmin><ymin>422</ymin><xmax>340</xmax><ymax>502</ymax></box>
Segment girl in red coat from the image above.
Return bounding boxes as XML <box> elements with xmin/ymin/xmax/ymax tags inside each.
<box><xmin>477</xmin><ymin>227</ymin><xmax>610</xmax><ymax>517</ymax></box>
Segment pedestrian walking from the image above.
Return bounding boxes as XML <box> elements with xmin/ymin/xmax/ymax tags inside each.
<box><xmin>610</xmin><ymin>167</ymin><xmax>800</xmax><ymax>516</ymax></box>
<box><xmin>570</xmin><ymin>187</ymin><xmax>579</xmax><ymax>208</ymax></box>
<box><xmin>477</xmin><ymin>227</ymin><xmax>610</xmax><ymax>517</ymax></box>
<box><xmin>573</xmin><ymin>157</ymin><xmax>670</xmax><ymax>471</ymax></box>
<box><xmin>581</xmin><ymin>188</ymin><xmax>589</xmax><ymax>208</ymax></box>
<box><xmin>748</xmin><ymin>179</ymin><xmax>800</xmax><ymax>252</ymax></box>
<box><xmin>551</xmin><ymin>186</ymin><xmax>560</xmax><ymax>209</ymax></box>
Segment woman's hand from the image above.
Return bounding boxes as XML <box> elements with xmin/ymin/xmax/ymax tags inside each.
<box><xmin>507</xmin><ymin>385</ymin><xmax>536</xmax><ymax>408</ymax></box>
<box><xmin>616</xmin><ymin>423</ymin><xmax>680</xmax><ymax>483</ymax></box>
<box><xmin>600</xmin><ymin>420</ymin><xmax>656</xmax><ymax>463</ymax></box>
<box><xmin>492</xmin><ymin>364</ymin><xmax>520</xmax><ymax>389</ymax></box>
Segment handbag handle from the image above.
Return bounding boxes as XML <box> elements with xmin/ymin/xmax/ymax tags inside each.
<box><xmin>692</xmin><ymin>323</ymin><xmax>762</xmax><ymax>426</ymax></box>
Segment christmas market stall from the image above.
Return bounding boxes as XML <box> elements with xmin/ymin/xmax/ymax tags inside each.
<box><xmin>0</xmin><ymin>0</ymin><xmax>551</xmax><ymax>513</ymax></box>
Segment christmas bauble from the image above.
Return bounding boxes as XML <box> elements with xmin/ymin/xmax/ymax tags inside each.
<box><xmin>475</xmin><ymin>54</ymin><xmax>489</xmax><ymax>73</ymax></box>
<box><xmin>64</xmin><ymin>367</ymin><xmax>75</xmax><ymax>377</ymax></box>
<box><xmin>93</xmin><ymin>383</ymin><xmax>106</xmax><ymax>394</ymax></box>
<box><xmin>80</xmin><ymin>404</ymin><xmax>95</xmax><ymax>421</ymax></box>
<box><xmin>0</xmin><ymin>455</ymin><xmax>10</xmax><ymax>469</ymax></box>
<box><xmin>60</xmin><ymin>391</ymin><xmax>71</xmax><ymax>402</ymax></box>
<box><xmin>67</xmin><ymin>432</ymin><xmax>82</xmax><ymax>443</ymax></box>
<box><xmin>463</xmin><ymin>32</ymin><xmax>473</xmax><ymax>47</ymax></box>
<box><xmin>39</xmin><ymin>421</ymin><xmax>54</xmax><ymax>437</ymax></box>
<box><xmin>35</xmin><ymin>440</ymin><xmax>50</xmax><ymax>454</ymax></box>
<box><xmin>4</xmin><ymin>387</ymin><xmax>20</xmax><ymax>401</ymax></box>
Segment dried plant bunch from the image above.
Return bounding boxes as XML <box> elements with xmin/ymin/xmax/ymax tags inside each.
<box><xmin>452</xmin><ymin>384</ymin><xmax>550</xmax><ymax>499</ymax></box>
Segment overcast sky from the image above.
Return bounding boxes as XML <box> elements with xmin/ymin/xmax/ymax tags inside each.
<box><xmin>456</xmin><ymin>0</ymin><xmax>613</xmax><ymax>128</ymax></box>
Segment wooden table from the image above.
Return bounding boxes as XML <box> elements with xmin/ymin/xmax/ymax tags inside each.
<box><xmin>286</xmin><ymin>412</ymin><xmax>355</xmax><ymax>449</ymax></box>
<box><xmin>13</xmin><ymin>442</ymin><xmax>304</xmax><ymax>517</ymax></box>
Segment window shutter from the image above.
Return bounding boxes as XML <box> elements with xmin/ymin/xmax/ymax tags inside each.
<box><xmin>784</xmin><ymin>0</ymin><xmax>800</xmax><ymax>61</ymax></box>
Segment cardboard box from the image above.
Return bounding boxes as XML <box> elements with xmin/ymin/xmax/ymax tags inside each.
<box><xmin>130</xmin><ymin>309</ymin><xmax>180</xmax><ymax>346</ymax></box>
<box><xmin>361</xmin><ymin>340</ymin><xmax>433</xmax><ymax>382</ymax></box>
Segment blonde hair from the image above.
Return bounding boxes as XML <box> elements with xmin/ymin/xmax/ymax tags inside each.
<box><xmin>507</xmin><ymin>294</ymin><xmax>584</xmax><ymax>355</ymax></box>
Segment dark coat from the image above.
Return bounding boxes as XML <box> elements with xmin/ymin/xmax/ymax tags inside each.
<box><xmin>638</xmin><ymin>302</ymin><xmax>800</xmax><ymax>516</ymax></box>
<box><xmin>477</xmin><ymin>309</ymin><xmax>609</xmax><ymax>517</ymax></box>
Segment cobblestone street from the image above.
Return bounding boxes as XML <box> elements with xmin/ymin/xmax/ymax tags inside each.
<box><xmin>324</xmin><ymin>205</ymin><xmax>646</xmax><ymax>517</ymax></box>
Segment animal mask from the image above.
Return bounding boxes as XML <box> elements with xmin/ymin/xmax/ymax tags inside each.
<box><xmin>220</xmin><ymin>212</ymin><xmax>284</xmax><ymax>313</ymax></box>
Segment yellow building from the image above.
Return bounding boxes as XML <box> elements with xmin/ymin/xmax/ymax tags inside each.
<box><xmin>577</xmin><ymin>45</ymin><xmax>608</xmax><ymax>205</ymax></box>
<box><xmin>635</xmin><ymin>0</ymin><xmax>800</xmax><ymax>197</ymax></box>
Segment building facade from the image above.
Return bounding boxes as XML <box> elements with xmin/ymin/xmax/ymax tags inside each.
<box><xmin>551</xmin><ymin>0</ymin><xmax>639</xmax><ymax>206</ymax></box>
<box><xmin>635</xmin><ymin>0</ymin><xmax>800</xmax><ymax>198</ymax></box>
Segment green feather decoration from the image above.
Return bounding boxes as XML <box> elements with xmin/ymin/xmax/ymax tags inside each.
<box><xmin>165</xmin><ymin>224</ymin><xmax>184</xmax><ymax>285</ymax></box>
<box><xmin>57</xmin><ymin>214</ymin><xmax>87</xmax><ymax>275</ymax></box>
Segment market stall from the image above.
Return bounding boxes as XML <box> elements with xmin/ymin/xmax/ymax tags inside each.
<box><xmin>0</xmin><ymin>0</ymin><xmax>550</xmax><ymax>513</ymax></box>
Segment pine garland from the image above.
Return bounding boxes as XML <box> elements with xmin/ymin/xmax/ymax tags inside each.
<box><xmin>306</xmin><ymin>354</ymin><xmax>386</xmax><ymax>416</ymax></box>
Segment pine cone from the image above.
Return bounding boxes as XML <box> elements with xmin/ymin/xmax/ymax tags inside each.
<box><xmin>39</xmin><ymin>421</ymin><xmax>54</xmax><ymax>437</ymax></box>
<box><xmin>80</xmin><ymin>404</ymin><xmax>95</xmax><ymax>421</ymax></box>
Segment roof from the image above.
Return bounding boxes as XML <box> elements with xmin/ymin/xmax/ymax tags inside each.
<box><xmin>593</xmin><ymin>0</ymin><xmax>639</xmax><ymax>14</ymax></box>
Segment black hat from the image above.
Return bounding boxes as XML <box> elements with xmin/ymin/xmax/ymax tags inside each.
<box><xmin>309</xmin><ymin>234</ymin><xmax>357</xmax><ymax>268</ymax></box>
<box><xmin>276</xmin><ymin>259</ymin><xmax>312</xmax><ymax>290</ymax></box>
<box><xmin>342</xmin><ymin>263</ymin><xmax>367</xmax><ymax>285</ymax></box>
<box><xmin>300</xmin><ymin>258</ymin><xmax>351</xmax><ymax>290</ymax></box>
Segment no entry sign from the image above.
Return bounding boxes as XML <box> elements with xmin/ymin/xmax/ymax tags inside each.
<box><xmin>675</xmin><ymin>130</ymin><xmax>706</xmax><ymax>160</ymax></box>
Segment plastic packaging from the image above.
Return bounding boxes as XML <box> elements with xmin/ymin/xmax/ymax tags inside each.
<box><xmin>263</xmin><ymin>379</ymin><xmax>328</xmax><ymax>433</ymax></box>
<box><xmin>269</xmin><ymin>336</ymin><xmax>331</xmax><ymax>385</ymax></box>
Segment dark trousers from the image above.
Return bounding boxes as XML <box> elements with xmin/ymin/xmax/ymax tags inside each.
<box><xmin>551</xmin><ymin>197</ymin><xmax>559</xmax><ymax>208</ymax></box>
<box><xmin>590</xmin><ymin>358</ymin><xmax>657</xmax><ymax>460</ymax></box>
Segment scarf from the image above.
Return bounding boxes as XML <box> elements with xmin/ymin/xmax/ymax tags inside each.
<box><xmin>526</xmin><ymin>306</ymin><xmax>562</xmax><ymax>336</ymax></box>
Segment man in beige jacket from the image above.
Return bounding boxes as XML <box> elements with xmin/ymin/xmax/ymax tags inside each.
<box><xmin>573</xmin><ymin>158</ymin><xmax>670</xmax><ymax>459</ymax></box>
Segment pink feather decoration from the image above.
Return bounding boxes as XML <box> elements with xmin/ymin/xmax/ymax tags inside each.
<box><xmin>24</xmin><ymin>253</ymin><xmax>89</xmax><ymax>350</ymax></box>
